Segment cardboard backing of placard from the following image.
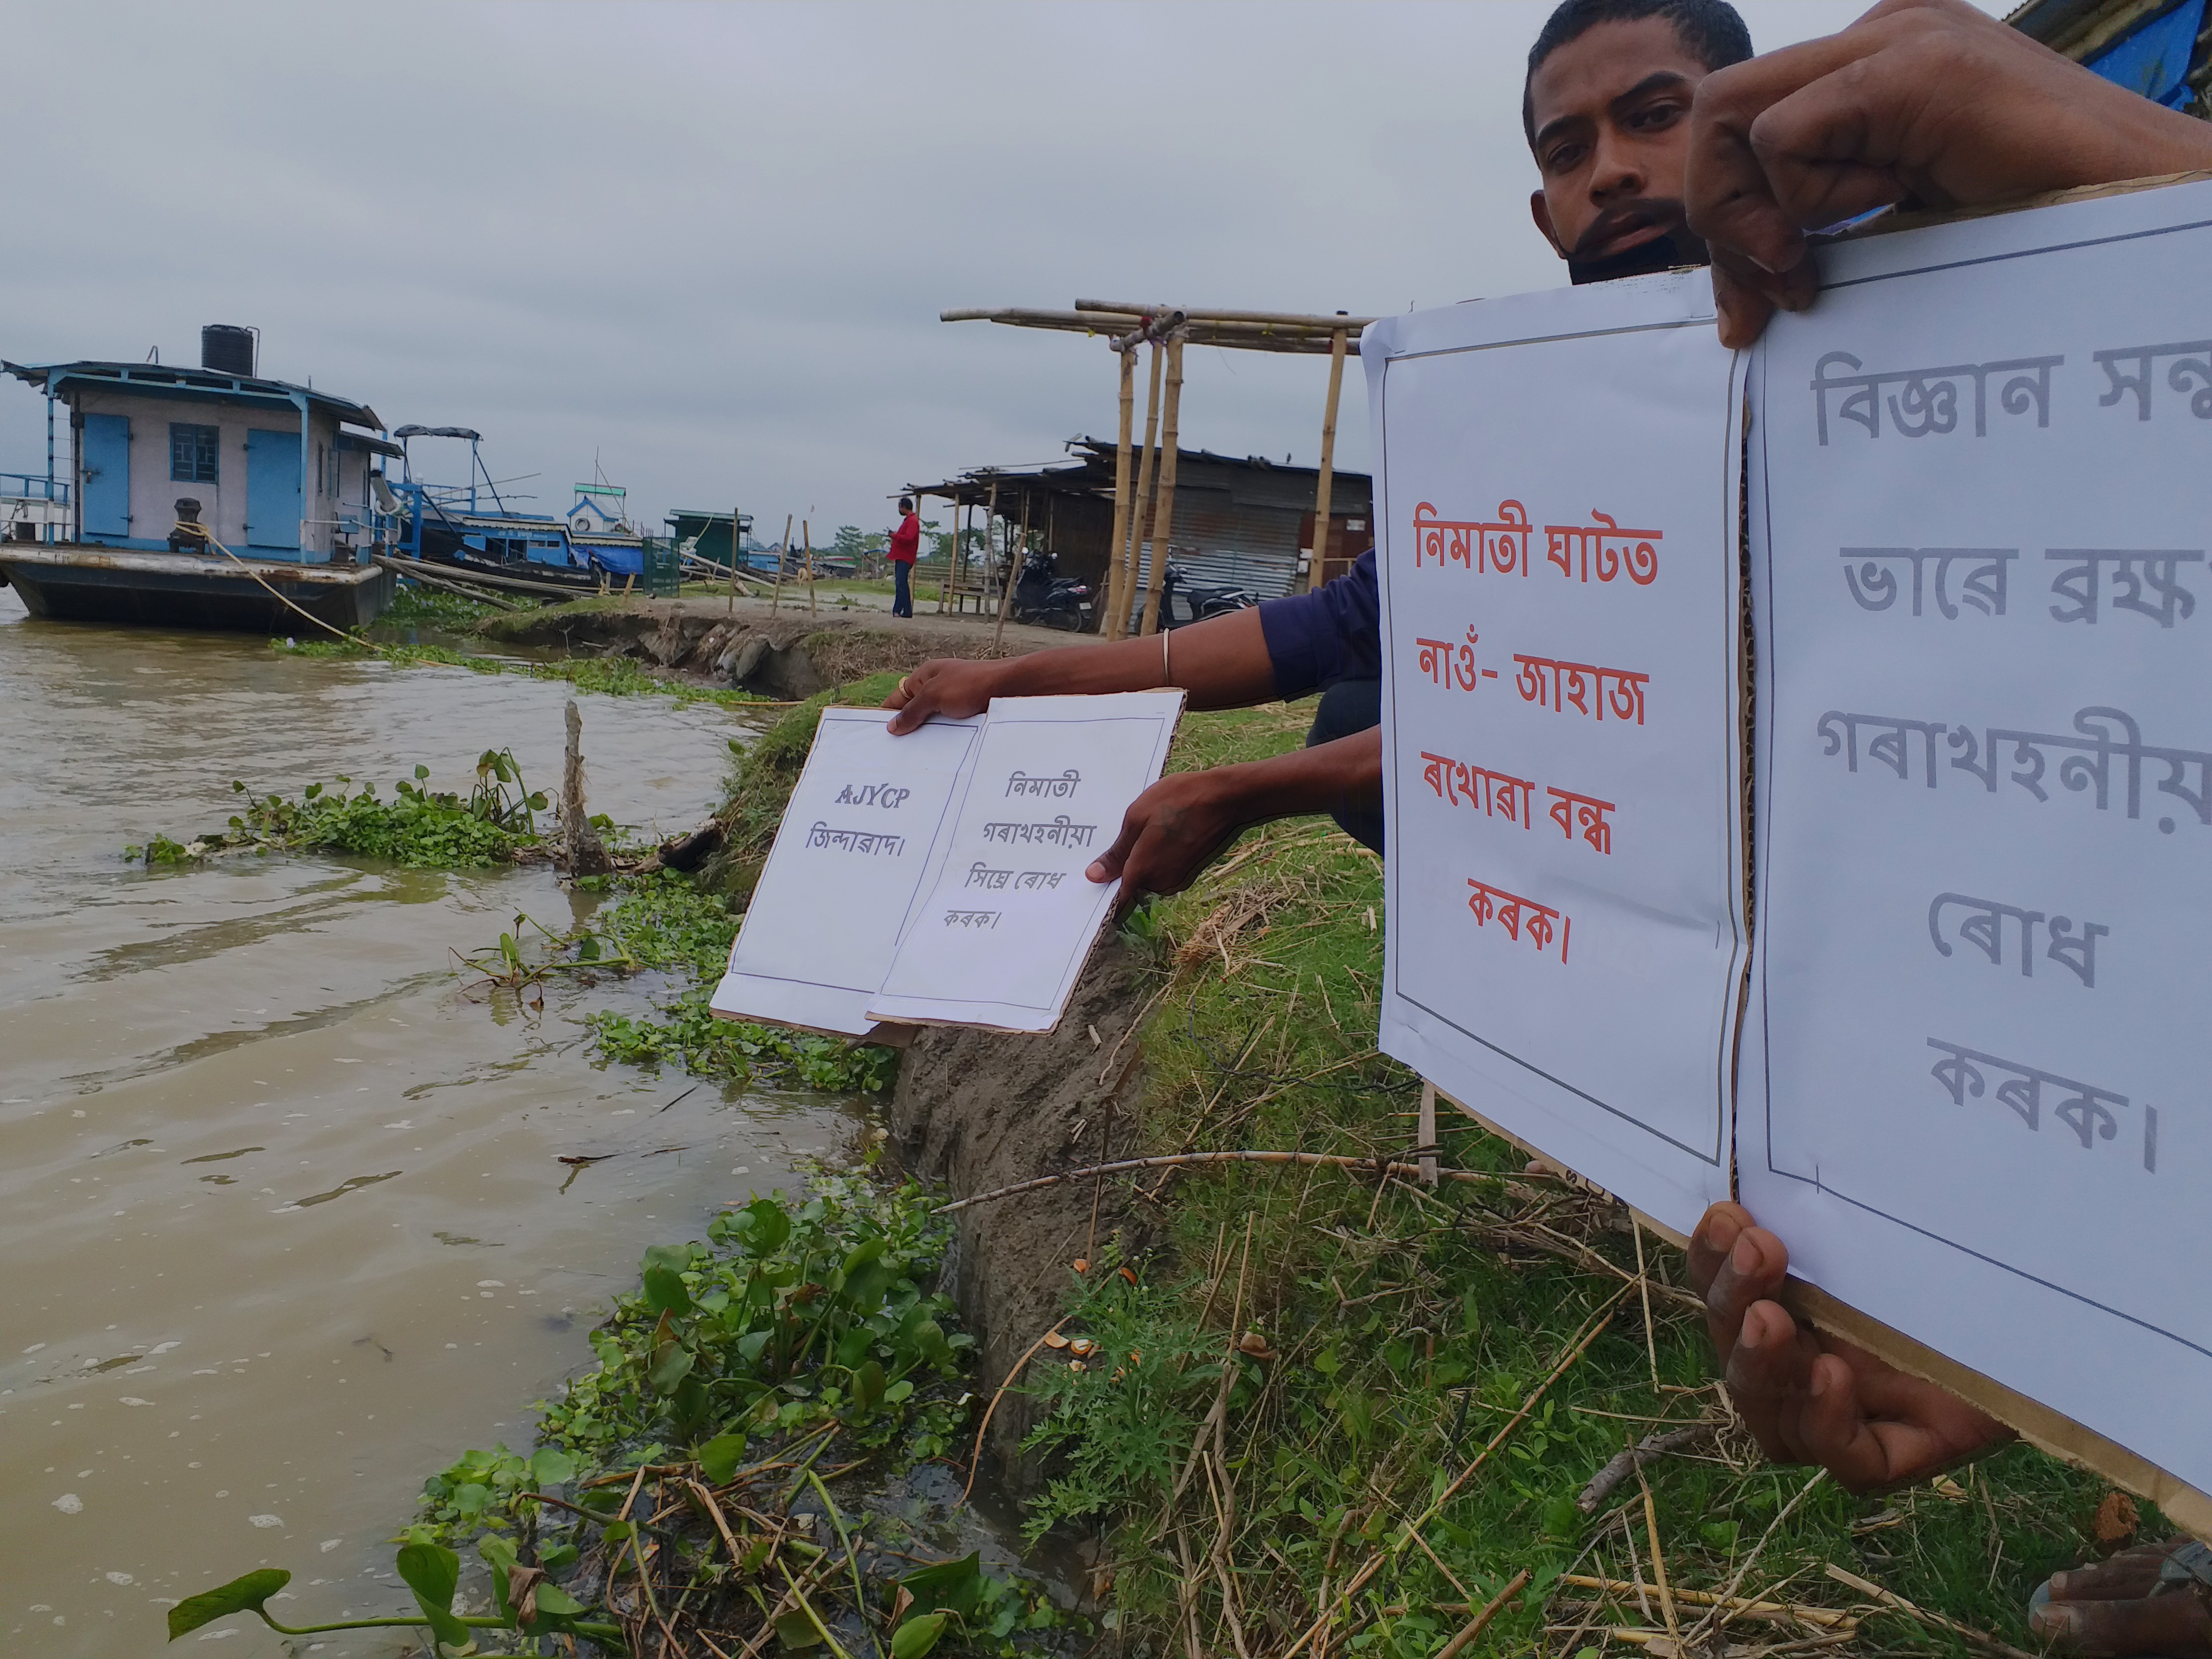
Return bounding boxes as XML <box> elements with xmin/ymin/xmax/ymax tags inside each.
<box><xmin>1431</xmin><ymin>1083</ymin><xmax>2212</xmax><ymax>1537</ymax></box>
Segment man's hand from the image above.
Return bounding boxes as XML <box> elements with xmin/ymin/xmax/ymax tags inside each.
<box><xmin>883</xmin><ymin>659</ymin><xmax>1008</xmax><ymax>734</ymax></box>
<box><xmin>2033</xmin><ymin>1538</ymin><xmax>2212</xmax><ymax>1657</ymax></box>
<box><xmin>1687</xmin><ymin>1202</ymin><xmax>2011</xmax><ymax>1491</ymax></box>
<box><xmin>1687</xmin><ymin>0</ymin><xmax>2212</xmax><ymax>346</ymax></box>
<box><xmin>1085</xmin><ymin>770</ymin><xmax>1243</xmax><ymax>920</ymax></box>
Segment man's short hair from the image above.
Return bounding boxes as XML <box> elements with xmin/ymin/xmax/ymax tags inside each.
<box><xmin>1522</xmin><ymin>0</ymin><xmax>1752</xmax><ymax>144</ymax></box>
<box><xmin>898</xmin><ymin>496</ymin><xmax>913</xmax><ymax>512</ymax></box>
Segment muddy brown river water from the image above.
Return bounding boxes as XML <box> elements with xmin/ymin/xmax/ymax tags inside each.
<box><xmin>0</xmin><ymin>592</ymin><xmax>862</xmax><ymax>1656</ymax></box>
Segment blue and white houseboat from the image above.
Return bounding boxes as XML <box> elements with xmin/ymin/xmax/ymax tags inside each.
<box><xmin>0</xmin><ymin>326</ymin><xmax>398</xmax><ymax>632</ymax></box>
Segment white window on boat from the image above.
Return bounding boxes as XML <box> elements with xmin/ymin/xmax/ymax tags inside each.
<box><xmin>169</xmin><ymin>423</ymin><xmax>218</xmax><ymax>484</ymax></box>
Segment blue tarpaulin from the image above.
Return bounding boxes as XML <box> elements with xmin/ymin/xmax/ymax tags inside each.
<box><xmin>2086</xmin><ymin>0</ymin><xmax>2206</xmax><ymax>108</ymax></box>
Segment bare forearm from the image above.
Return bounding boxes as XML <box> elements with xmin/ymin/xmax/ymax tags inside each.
<box><xmin>987</xmin><ymin>608</ymin><xmax>1277</xmax><ymax>707</ymax></box>
<box><xmin>1198</xmin><ymin>726</ymin><xmax>1382</xmax><ymax>825</ymax></box>
<box><xmin>887</xmin><ymin>608</ymin><xmax>1282</xmax><ymax>732</ymax></box>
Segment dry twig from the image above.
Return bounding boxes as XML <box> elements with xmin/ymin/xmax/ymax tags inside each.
<box><xmin>1436</xmin><ymin>1568</ymin><xmax>1532</xmax><ymax>1659</ymax></box>
<box><xmin>1578</xmin><ymin>1425</ymin><xmax>1714</xmax><ymax>1512</ymax></box>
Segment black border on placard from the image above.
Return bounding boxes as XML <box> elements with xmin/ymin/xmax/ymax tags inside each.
<box><xmin>723</xmin><ymin>710</ymin><xmax>980</xmax><ymax>997</ymax></box>
<box><xmin>1753</xmin><ymin>211</ymin><xmax>2212</xmax><ymax>1360</ymax></box>
<box><xmin>1378</xmin><ymin>312</ymin><xmax>1742</xmax><ymax>1167</ymax></box>
<box><xmin>873</xmin><ymin>710</ymin><xmax>1177</xmax><ymax>1018</ymax></box>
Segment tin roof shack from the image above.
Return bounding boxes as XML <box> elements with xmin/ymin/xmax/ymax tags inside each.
<box><xmin>911</xmin><ymin>440</ymin><xmax>1371</xmax><ymax>624</ymax></box>
<box><xmin>2</xmin><ymin>328</ymin><xmax>393</xmax><ymax>564</ymax></box>
<box><xmin>2010</xmin><ymin>0</ymin><xmax>2212</xmax><ymax>110</ymax></box>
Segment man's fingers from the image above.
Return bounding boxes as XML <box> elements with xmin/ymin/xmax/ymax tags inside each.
<box><xmin>1687</xmin><ymin>1202</ymin><xmax>1753</xmax><ymax>1291</ymax></box>
<box><xmin>1687</xmin><ymin>33</ymin><xmax>1880</xmax><ymax>272</ymax></box>
<box><xmin>1688</xmin><ymin>1202</ymin><xmax>1756</xmax><ymax>1353</ymax></box>
<box><xmin>1087</xmin><ymin>811</ymin><xmax>1143</xmax><ymax>887</ymax></box>
<box><xmin>1724</xmin><ymin>1298</ymin><xmax>1817</xmax><ymax>1463</ymax></box>
<box><xmin>1702</xmin><ymin>1222</ymin><xmax>1790</xmax><ymax>1358</ymax></box>
<box><xmin>1793</xmin><ymin>1351</ymin><xmax>1948</xmax><ymax>1493</ymax></box>
<box><xmin>1710</xmin><ymin>260</ymin><xmax>1778</xmax><ymax>351</ymax></box>
<box><xmin>2031</xmin><ymin>1591</ymin><xmax>2212</xmax><ymax>1657</ymax></box>
<box><xmin>2048</xmin><ymin>1547</ymin><xmax>2170</xmax><ymax>1603</ymax></box>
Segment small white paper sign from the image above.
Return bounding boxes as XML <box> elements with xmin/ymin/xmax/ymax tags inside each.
<box><xmin>1365</xmin><ymin>271</ymin><xmax>1748</xmax><ymax>1234</ymax></box>
<box><xmin>867</xmin><ymin>691</ymin><xmax>1183</xmax><ymax>1033</ymax></box>
<box><xmin>1745</xmin><ymin>180</ymin><xmax>2212</xmax><ymax>1492</ymax></box>
<box><xmin>711</xmin><ymin>707</ymin><xmax>982</xmax><ymax>1037</ymax></box>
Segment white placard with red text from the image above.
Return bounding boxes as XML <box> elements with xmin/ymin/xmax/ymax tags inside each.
<box><xmin>1743</xmin><ymin>180</ymin><xmax>2212</xmax><ymax>1493</ymax></box>
<box><xmin>1364</xmin><ymin>271</ymin><xmax>1746</xmax><ymax>1235</ymax></box>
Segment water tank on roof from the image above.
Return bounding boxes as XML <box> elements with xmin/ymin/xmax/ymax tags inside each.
<box><xmin>201</xmin><ymin>325</ymin><xmax>256</xmax><ymax>377</ymax></box>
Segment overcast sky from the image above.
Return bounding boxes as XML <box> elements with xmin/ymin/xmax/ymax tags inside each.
<box><xmin>5</xmin><ymin>1</ymin><xmax>1928</xmax><ymax>540</ymax></box>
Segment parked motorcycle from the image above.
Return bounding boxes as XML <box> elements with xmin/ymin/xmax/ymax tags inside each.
<box><xmin>1010</xmin><ymin>547</ymin><xmax>1094</xmax><ymax>632</ymax></box>
<box><xmin>1157</xmin><ymin>560</ymin><xmax>1259</xmax><ymax>629</ymax></box>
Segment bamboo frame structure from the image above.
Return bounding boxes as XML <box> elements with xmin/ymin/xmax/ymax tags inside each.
<box><xmin>945</xmin><ymin>299</ymin><xmax>1371</xmax><ymax>629</ymax></box>
<box><xmin>802</xmin><ymin>518</ymin><xmax>815</xmax><ymax>616</ymax></box>
<box><xmin>1137</xmin><ymin>334</ymin><xmax>1184</xmax><ymax>637</ymax></box>
<box><xmin>1103</xmin><ymin>346</ymin><xmax>1136</xmax><ymax>641</ymax></box>
<box><xmin>770</xmin><ymin>512</ymin><xmax>793</xmax><ymax>613</ymax></box>
<box><xmin>727</xmin><ymin>503</ymin><xmax>740</xmax><ymax>614</ymax></box>
<box><xmin>991</xmin><ymin>486</ymin><xmax>1031</xmax><ymax>649</ymax></box>
<box><xmin>1118</xmin><ymin>343</ymin><xmax>1165</xmax><ymax>641</ymax></box>
<box><xmin>1308</xmin><ymin>327</ymin><xmax>1349</xmax><ymax>592</ymax></box>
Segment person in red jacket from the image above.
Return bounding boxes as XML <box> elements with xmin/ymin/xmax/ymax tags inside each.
<box><xmin>887</xmin><ymin>496</ymin><xmax>921</xmax><ymax>617</ymax></box>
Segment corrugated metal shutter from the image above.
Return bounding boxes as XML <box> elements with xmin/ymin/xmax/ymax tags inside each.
<box><xmin>1114</xmin><ymin>541</ymin><xmax>1296</xmax><ymax>630</ymax></box>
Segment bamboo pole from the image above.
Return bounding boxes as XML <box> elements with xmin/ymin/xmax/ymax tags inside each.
<box><xmin>1075</xmin><ymin>299</ymin><xmax>1380</xmax><ymax>331</ymax></box>
<box><xmin>1306</xmin><ymin>326</ymin><xmax>1348</xmax><ymax>593</ymax></box>
<box><xmin>1103</xmin><ymin>345</ymin><xmax>1136</xmax><ymax>642</ymax></box>
<box><xmin>770</xmin><ymin>512</ymin><xmax>792</xmax><ymax>613</ymax></box>
<box><xmin>935</xmin><ymin>491</ymin><xmax>951</xmax><ymax>613</ymax></box>
<box><xmin>1137</xmin><ymin>332</ymin><xmax>1184</xmax><ymax>637</ymax></box>
<box><xmin>803</xmin><ymin>518</ymin><xmax>815</xmax><ymax>616</ymax></box>
<box><xmin>727</xmin><ymin>505</ymin><xmax>739</xmax><ymax>613</ymax></box>
<box><xmin>979</xmin><ymin>477</ymin><xmax>999</xmax><ymax>619</ymax></box>
<box><xmin>992</xmin><ymin>483</ymin><xmax>1029</xmax><ymax>649</ymax></box>
<box><xmin>1120</xmin><ymin>342</ymin><xmax>1164</xmax><ymax>641</ymax></box>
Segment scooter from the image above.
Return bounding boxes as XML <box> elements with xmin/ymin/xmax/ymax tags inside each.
<box><xmin>1010</xmin><ymin>548</ymin><xmax>1094</xmax><ymax>632</ymax></box>
<box><xmin>1157</xmin><ymin>561</ymin><xmax>1258</xmax><ymax>629</ymax></box>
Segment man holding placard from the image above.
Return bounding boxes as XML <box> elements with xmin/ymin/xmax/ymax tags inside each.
<box><xmin>889</xmin><ymin>0</ymin><xmax>1763</xmax><ymax>914</ymax></box>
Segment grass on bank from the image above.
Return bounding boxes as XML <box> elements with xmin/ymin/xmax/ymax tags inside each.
<box><xmin>1009</xmin><ymin>703</ymin><xmax>2146</xmax><ymax>1659</ymax></box>
<box><xmin>274</xmin><ymin>629</ymin><xmax>777</xmax><ymax>709</ymax></box>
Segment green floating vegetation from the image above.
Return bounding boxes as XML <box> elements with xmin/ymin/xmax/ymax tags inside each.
<box><xmin>171</xmin><ymin>1180</ymin><xmax>1070</xmax><ymax>1656</ymax></box>
<box><xmin>128</xmin><ymin>750</ymin><xmax>549</xmax><ymax>868</ymax></box>
<box><xmin>1005</xmin><ymin>702</ymin><xmax>2134</xmax><ymax>1659</ymax></box>
<box><xmin>381</xmin><ymin>581</ymin><xmax>505</xmax><ymax>630</ymax></box>
<box><xmin>579</xmin><ymin>867</ymin><xmax>896</xmax><ymax>1094</ymax></box>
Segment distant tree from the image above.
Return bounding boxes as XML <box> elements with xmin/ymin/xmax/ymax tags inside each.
<box><xmin>830</xmin><ymin>525</ymin><xmax>868</xmax><ymax>561</ymax></box>
<box><xmin>921</xmin><ymin>520</ymin><xmax>984</xmax><ymax>564</ymax></box>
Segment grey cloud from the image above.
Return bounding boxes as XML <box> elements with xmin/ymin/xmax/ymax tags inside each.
<box><xmin>4</xmin><ymin>0</ymin><xmax>1881</xmax><ymax>535</ymax></box>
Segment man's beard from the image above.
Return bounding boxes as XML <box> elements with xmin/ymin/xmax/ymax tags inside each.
<box><xmin>1566</xmin><ymin>200</ymin><xmax>1709</xmax><ymax>285</ymax></box>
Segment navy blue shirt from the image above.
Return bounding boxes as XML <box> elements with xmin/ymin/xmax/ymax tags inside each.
<box><xmin>1256</xmin><ymin>549</ymin><xmax>1380</xmax><ymax>700</ymax></box>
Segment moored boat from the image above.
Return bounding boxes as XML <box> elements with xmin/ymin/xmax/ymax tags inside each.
<box><xmin>0</xmin><ymin>542</ymin><xmax>394</xmax><ymax>632</ymax></box>
<box><xmin>2</xmin><ymin>327</ymin><xmax>403</xmax><ymax>633</ymax></box>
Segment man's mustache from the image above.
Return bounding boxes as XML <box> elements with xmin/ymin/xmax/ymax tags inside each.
<box><xmin>1571</xmin><ymin>198</ymin><xmax>1695</xmax><ymax>260</ymax></box>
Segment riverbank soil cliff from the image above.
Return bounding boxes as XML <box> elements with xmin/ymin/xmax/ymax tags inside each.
<box><xmin>478</xmin><ymin>597</ymin><xmax>1087</xmax><ymax>700</ymax></box>
<box><xmin>888</xmin><ymin>944</ymin><xmax>1156</xmax><ymax>1488</ymax></box>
